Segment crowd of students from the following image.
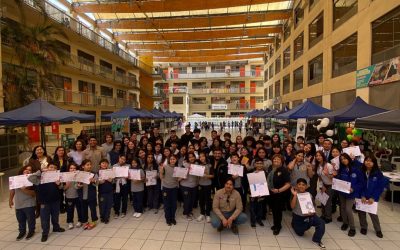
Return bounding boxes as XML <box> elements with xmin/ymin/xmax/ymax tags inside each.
<box><xmin>9</xmin><ymin>125</ymin><xmax>389</xmax><ymax>249</ymax></box>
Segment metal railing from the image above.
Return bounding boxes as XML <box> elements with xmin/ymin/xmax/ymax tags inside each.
<box><xmin>189</xmin><ymin>103</ymin><xmax>262</xmax><ymax>110</ymax></box>
<box><xmin>165</xmin><ymin>70</ymin><xmax>263</xmax><ymax>80</ymax></box>
<box><xmin>163</xmin><ymin>86</ymin><xmax>263</xmax><ymax>94</ymax></box>
<box><xmin>44</xmin><ymin>88</ymin><xmax>138</xmax><ymax>108</ymax></box>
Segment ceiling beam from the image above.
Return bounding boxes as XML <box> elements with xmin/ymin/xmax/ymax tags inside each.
<box><xmin>128</xmin><ymin>38</ymin><xmax>274</xmax><ymax>50</ymax></box>
<box><xmin>97</xmin><ymin>10</ymin><xmax>291</xmax><ymax>29</ymax></box>
<box><xmin>73</xmin><ymin>0</ymin><xmax>286</xmax><ymax>13</ymax></box>
<box><xmin>154</xmin><ymin>54</ymin><xmax>264</xmax><ymax>63</ymax></box>
<box><xmin>138</xmin><ymin>47</ymin><xmax>269</xmax><ymax>57</ymax></box>
<box><xmin>116</xmin><ymin>26</ymin><xmax>281</xmax><ymax>41</ymax></box>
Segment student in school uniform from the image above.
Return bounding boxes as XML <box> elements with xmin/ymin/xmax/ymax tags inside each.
<box><xmin>64</xmin><ymin>163</ymin><xmax>82</xmax><ymax>229</ymax></box>
<box><xmin>113</xmin><ymin>155</ymin><xmax>130</xmax><ymax>218</ymax></box>
<box><xmin>358</xmin><ymin>156</ymin><xmax>388</xmax><ymax>238</ymax></box>
<box><xmin>98</xmin><ymin>159</ymin><xmax>113</xmax><ymax>224</ymax></box>
<box><xmin>130</xmin><ymin>158</ymin><xmax>145</xmax><ymax>218</ymax></box>
<box><xmin>249</xmin><ymin>158</ymin><xmax>268</xmax><ymax>228</ymax></box>
<box><xmin>77</xmin><ymin>159</ymin><xmax>98</xmax><ymax>230</ymax></box>
<box><xmin>229</xmin><ymin>154</ymin><xmax>247</xmax><ymax>210</ymax></box>
<box><xmin>160</xmin><ymin>154</ymin><xmax>180</xmax><ymax>226</ymax></box>
<box><xmin>180</xmin><ymin>152</ymin><xmax>198</xmax><ymax>221</ymax></box>
<box><xmin>196</xmin><ymin>152</ymin><xmax>214</xmax><ymax>223</ymax></box>
<box><xmin>144</xmin><ymin>153</ymin><xmax>160</xmax><ymax>213</ymax></box>
<box><xmin>290</xmin><ymin>178</ymin><xmax>326</xmax><ymax>249</ymax></box>
<box><xmin>9</xmin><ymin>165</ymin><xmax>36</xmax><ymax>241</ymax></box>
<box><xmin>28</xmin><ymin>162</ymin><xmax>65</xmax><ymax>242</ymax></box>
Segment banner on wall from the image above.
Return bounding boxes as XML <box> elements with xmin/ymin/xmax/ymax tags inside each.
<box><xmin>211</xmin><ymin>104</ymin><xmax>227</xmax><ymax>110</ymax></box>
<box><xmin>356</xmin><ymin>56</ymin><xmax>400</xmax><ymax>89</ymax></box>
<box><xmin>111</xmin><ymin>117</ymin><xmax>130</xmax><ymax>141</ymax></box>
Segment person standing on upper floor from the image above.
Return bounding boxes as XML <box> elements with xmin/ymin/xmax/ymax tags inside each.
<box><xmin>101</xmin><ymin>133</ymin><xmax>114</xmax><ymax>155</ymax></box>
<box><xmin>83</xmin><ymin>136</ymin><xmax>106</xmax><ymax>173</ymax></box>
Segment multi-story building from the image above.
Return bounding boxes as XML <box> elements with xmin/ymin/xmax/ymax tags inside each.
<box><xmin>264</xmin><ymin>0</ymin><xmax>400</xmax><ymax>111</ymax></box>
<box><xmin>154</xmin><ymin>62</ymin><xmax>265</xmax><ymax>118</ymax></box>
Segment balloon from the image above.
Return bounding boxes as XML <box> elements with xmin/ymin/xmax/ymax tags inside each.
<box><xmin>347</xmin><ymin>134</ymin><xmax>353</xmax><ymax>141</ymax></box>
<box><xmin>314</xmin><ymin>119</ymin><xmax>322</xmax><ymax>126</ymax></box>
<box><xmin>346</xmin><ymin>127</ymin><xmax>353</xmax><ymax>135</ymax></box>
<box><xmin>352</xmin><ymin>129</ymin><xmax>357</xmax><ymax>135</ymax></box>
<box><xmin>326</xmin><ymin>130</ymin><xmax>334</xmax><ymax>137</ymax></box>
<box><xmin>354</xmin><ymin>129</ymin><xmax>362</xmax><ymax>136</ymax></box>
<box><xmin>317</xmin><ymin>125</ymin><xmax>322</xmax><ymax>131</ymax></box>
<box><xmin>353</xmin><ymin>136</ymin><xmax>361</xmax><ymax>142</ymax></box>
<box><xmin>320</xmin><ymin>118</ymin><xmax>330</xmax><ymax>128</ymax></box>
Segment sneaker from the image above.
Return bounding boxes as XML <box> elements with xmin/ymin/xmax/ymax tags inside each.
<box><xmin>360</xmin><ymin>228</ymin><xmax>367</xmax><ymax>235</ymax></box>
<box><xmin>68</xmin><ymin>223</ymin><xmax>74</xmax><ymax>230</ymax></box>
<box><xmin>186</xmin><ymin>215</ymin><xmax>193</xmax><ymax>221</ymax></box>
<box><xmin>197</xmin><ymin>215</ymin><xmax>205</xmax><ymax>222</ymax></box>
<box><xmin>133</xmin><ymin>212</ymin><xmax>138</xmax><ymax>217</ymax></box>
<box><xmin>136</xmin><ymin>213</ymin><xmax>142</xmax><ymax>218</ymax></box>
<box><xmin>231</xmin><ymin>224</ymin><xmax>239</xmax><ymax>234</ymax></box>
<box><xmin>217</xmin><ymin>224</ymin><xmax>224</xmax><ymax>232</ymax></box>
<box><xmin>348</xmin><ymin>229</ymin><xmax>356</xmax><ymax>237</ymax></box>
<box><xmin>273</xmin><ymin>228</ymin><xmax>281</xmax><ymax>235</ymax></box>
<box><xmin>121</xmin><ymin>213</ymin><xmax>126</xmax><ymax>218</ymax></box>
<box><xmin>53</xmin><ymin>227</ymin><xmax>65</xmax><ymax>233</ymax></box>
<box><xmin>206</xmin><ymin>216</ymin><xmax>211</xmax><ymax>223</ymax></box>
<box><xmin>313</xmin><ymin>241</ymin><xmax>326</xmax><ymax>249</ymax></box>
<box><xmin>257</xmin><ymin>220</ymin><xmax>264</xmax><ymax>227</ymax></box>
<box><xmin>41</xmin><ymin>234</ymin><xmax>48</xmax><ymax>242</ymax></box>
<box><xmin>16</xmin><ymin>232</ymin><xmax>26</xmax><ymax>241</ymax></box>
<box><xmin>114</xmin><ymin>214</ymin><xmax>119</xmax><ymax>219</ymax></box>
<box><xmin>87</xmin><ymin>221</ymin><xmax>97</xmax><ymax>230</ymax></box>
<box><xmin>26</xmin><ymin>231</ymin><xmax>34</xmax><ymax>240</ymax></box>
<box><xmin>341</xmin><ymin>224</ymin><xmax>349</xmax><ymax>231</ymax></box>
<box><xmin>75</xmin><ymin>222</ymin><xmax>82</xmax><ymax>228</ymax></box>
<box><xmin>376</xmin><ymin>231</ymin><xmax>383</xmax><ymax>238</ymax></box>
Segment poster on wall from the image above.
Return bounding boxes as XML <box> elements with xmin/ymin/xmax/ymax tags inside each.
<box><xmin>295</xmin><ymin>118</ymin><xmax>307</xmax><ymax>140</ymax></box>
<box><xmin>111</xmin><ymin>117</ymin><xmax>130</xmax><ymax>141</ymax></box>
<box><xmin>356</xmin><ymin>56</ymin><xmax>400</xmax><ymax>88</ymax></box>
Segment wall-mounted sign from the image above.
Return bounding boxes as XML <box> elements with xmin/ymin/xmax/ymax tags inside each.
<box><xmin>356</xmin><ymin>56</ymin><xmax>400</xmax><ymax>88</ymax></box>
<box><xmin>211</xmin><ymin>104</ymin><xmax>227</xmax><ymax>110</ymax></box>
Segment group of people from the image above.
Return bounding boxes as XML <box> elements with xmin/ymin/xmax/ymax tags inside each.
<box><xmin>9</xmin><ymin>125</ymin><xmax>389</xmax><ymax>249</ymax></box>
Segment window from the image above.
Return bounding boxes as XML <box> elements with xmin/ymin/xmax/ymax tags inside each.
<box><xmin>309</xmin><ymin>0</ymin><xmax>318</xmax><ymax>10</ymax></box>
<box><xmin>333</xmin><ymin>0</ymin><xmax>358</xmax><ymax>30</ymax></box>
<box><xmin>211</xmin><ymin>97</ymin><xmax>226</xmax><ymax>104</ymax></box>
<box><xmin>211</xmin><ymin>82</ymin><xmax>225</xmax><ymax>88</ymax></box>
<box><xmin>116</xmin><ymin>67</ymin><xmax>126</xmax><ymax>76</ymax></box>
<box><xmin>177</xmin><ymin>67</ymin><xmax>187</xmax><ymax>74</ymax></box>
<box><xmin>117</xmin><ymin>89</ymin><xmax>126</xmax><ymax>99</ymax></box>
<box><xmin>51</xmin><ymin>75</ymin><xmax>71</xmax><ymax>89</ymax></box>
<box><xmin>100</xmin><ymin>60</ymin><xmax>112</xmax><ymax>73</ymax></box>
<box><xmin>268</xmin><ymin>85</ymin><xmax>273</xmax><ymax>99</ymax></box>
<box><xmin>211</xmin><ymin>112</ymin><xmax>225</xmax><ymax>118</ymax></box>
<box><xmin>264</xmin><ymin>69</ymin><xmax>268</xmax><ymax>80</ymax></box>
<box><xmin>231</xmin><ymin>65</ymin><xmax>243</xmax><ymax>72</ymax></box>
<box><xmin>332</xmin><ymin>33</ymin><xmax>357</xmax><ymax>78</ymax></box>
<box><xmin>78</xmin><ymin>80</ymin><xmax>95</xmax><ymax>93</ymax></box>
<box><xmin>308</xmin><ymin>96</ymin><xmax>322</xmax><ymax>106</ymax></box>
<box><xmin>269</xmin><ymin>64</ymin><xmax>274</xmax><ymax>79</ymax></box>
<box><xmin>192</xmin><ymin>82</ymin><xmax>207</xmax><ymax>89</ymax></box>
<box><xmin>274</xmin><ymin>80</ymin><xmax>281</xmax><ymax>98</ymax></box>
<box><xmin>294</xmin><ymin>3</ymin><xmax>304</xmax><ymax>27</ymax></box>
<box><xmin>211</xmin><ymin>65</ymin><xmax>225</xmax><ymax>73</ymax></box>
<box><xmin>192</xmin><ymin>66</ymin><xmax>206</xmax><ymax>73</ymax></box>
<box><xmin>255</xmin><ymin>96</ymin><xmax>264</xmax><ymax>103</ymax></box>
<box><xmin>309</xmin><ymin>12</ymin><xmax>324</xmax><ymax>48</ymax></box>
<box><xmin>254</xmin><ymin>81</ymin><xmax>264</xmax><ymax>88</ymax></box>
<box><xmin>283</xmin><ymin>74</ymin><xmax>290</xmax><ymax>94</ymax></box>
<box><xmin>264</xmin><ymin>88</ymin><xmax>268</xmax><ymax>101</ymax></box>
<box><xmin>275</xmin><ymin>35</ymin><xmax>281</xmax><ymax>50</ymax></box>
<box><xmin>283</xmin><ymin>21</ymin><xmax>291</xmax><ymax>41</ymax></box>
<box><xmin>292</xmin><ymin>99</ymin><xmax>303</xmax><ymax>107</ymax></box>
<box><xmin>283</xmin><ymin>46</ymin><xmax>291</xmax><ymax>68</ymax></box>
<box><xmin>330</xmin><ymin>89</ymin><xmax>356</xmax><ymax>110</ymax></box>
<box><xmin>77</xmin><ymin>50</ymin><xmax>94</xmax><ymax>62</ymax></box>
<box><xmin>293</xmin><ymin>66</ymin><xmax>303</xmax><ymax>91</ymax></box>
<box><xmin>56</xmin><ymin>40</ymin><xmax>71</xmax><ymax>53</ymax></box>
<box><xmin>275</xmin><ymin>56</ymin><xmax>281</xmax><ymax>74</ymax></box>
<box><xmin>100</xmin><ymin>85</ymin><xmax>113</xmax><ymax>97</ymax></box>
<box><xmin>294</xmin><ymin>32</ymin><xmax>304</xmax><ymax>60</ymax></box>
<box><xmin>230</xmin><ymin>112</ymin><xmax>245</xmax><ymax>117</ymax></box>
<box><xmin>371</xmin><ymin>6</ymin><xmax>400</xmax><ymax>64</ymax></box>
<box><xmin>172</xmin><ymin>97</ymin><xmax>184</xmax><ymax>104</ymax></box>
<box><xmin>192</xmin><ymin>97</ymin><xmax>207</xmax><ymax>104</ymax></box>
<box><xmin>308</xmin><ymin>54</ymin><xmax>323</xmax><ymax>85</ymax></box>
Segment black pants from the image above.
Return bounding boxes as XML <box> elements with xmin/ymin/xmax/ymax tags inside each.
<box><xmin>40</xmin><ymin>201</ymin><xmax>61</xmax><ymax>235</ymax></box>
<box><xmin>99</xmin><ymin>192</ymin><xmax>113</xmax><ymax>221</ymax></box>
<box><xmin>66</xmin><ymin>197</ymin><xmax>82</xmax><ymax>223</ymax></box>
<box><xmin>163</xmin><ymin>187</ymin><xmax>178</xmax><ymax>221</ymax></box>
<box><xmin>250</xmin><ymin>198</ymin><xmax>264</xmax><ymax>224</ymax></box>
<box><xmin>80</xmin><ymin>199</ymin><xmax>98</xmax><ymax>223</ymax></box>
<box><xmin>270</xmin><ymin>193</ymin><xmax>286</xmax><ymax>229</ymax></box>
<box><xmin>16</xmin><ymin>206</ymin><xmax>36</xmax><ymax>234</ymax></box>
<box><xmin>147</xmin><ymin>185</ymin><xmax>160</xmax><ymax>210</ymax></box>
<box><xmin>198</xmin><ymin>185</ymin><xmax>212</xmax><ymax>216</ymax></box>
<box><xmin>114</xmin><ymin>184</ymin><xmax>129</xmax><ymax>215</ymax></box>
<box><xmin>181</xmin><ymin>186</ymin><xmax>197</xmax><ymax>215</ymax></box>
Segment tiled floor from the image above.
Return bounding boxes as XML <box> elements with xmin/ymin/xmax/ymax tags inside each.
<box><xmin>0</xmin><ymin>197</ymin><xmax>400</xmax><ymax>250</ymax></box>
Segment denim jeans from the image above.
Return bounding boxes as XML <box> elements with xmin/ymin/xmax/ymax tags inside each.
<box><xmin>40</xmin><ymin>201</ymin><xmax>61</xmax><ymax>235</ymax></box>
<box><xmin>292</xmin><ymin>213</ymin><xmax>325</xmax><ymax>243</ymax></box>
<box><xmin>65</xmin><ymin>197</ymin><xmax>82</xmax><ymax>223</ymax></box>
<box><xmin>210</xmin><ymin>211</ymin><xmax>247</xmax><ymax>228</ymax></box>
<box><xmin>16</xmin><ymin>206</ymin><xmax>35</xmax><ymax>234</ymax></box>
<box><xmin>162</xmin><ymin>187</ymin><xmax>178</xmax><ymax>221</ymax></box>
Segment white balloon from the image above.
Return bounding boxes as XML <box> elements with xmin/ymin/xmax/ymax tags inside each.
<box><xmin>320</xmin><ymin>118</ymin><xmax>330</xmax><ymax>128</ymax></box>
<box><xmin>326</xmin><ymin>130</ymin><xmax>334</xmax><ymax>137</ymax></box>
<box><xmin>317</xmin><ymin>125</ymin><xmax>322</xmax><ymax>131</ymax></box>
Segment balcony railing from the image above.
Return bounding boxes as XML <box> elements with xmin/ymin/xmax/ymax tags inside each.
<box><xmin>164</xmin><ymin>86</ymin><xmax>263</xmax><ymax>94</ymax></box>
<box><xmin>44</xmin><ymin>88</ymin><xmax>138</xmax><ymax>108</ymax></box>
<box><xmin>189</xmin><ymin>103</ymin><xmax>262</xmax><ymax>110</ymax></box>
<box><xmin>165</xmin><ymin>70</ymin><xmax>263</xmax><ymax>80</ymax></box>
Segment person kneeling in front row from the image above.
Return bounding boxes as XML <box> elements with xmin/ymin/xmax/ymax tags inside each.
<box><xmin>291</xmin><ymin>178</ymin><xmax>326</xmax><ymax>249</ymax></box>
<box><xmin>211</xmin><ymin>178</ymin><xmax>247</xmax><ymax>234</ymax></box>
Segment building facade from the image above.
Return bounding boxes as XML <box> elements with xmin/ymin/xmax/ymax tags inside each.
<box><xmin>264</xmin><ymin>0</ymin><xmax>400</xmax><ymax>111</ymax></box>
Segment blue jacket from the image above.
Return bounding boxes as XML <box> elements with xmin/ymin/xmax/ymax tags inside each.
<box><xmin>337</xmin><ymin>165</ymin><xmax>364</xmax><ymax>199</ymax></box>
<box><xmin>360</xmin><ymin>170</ymin><xmax>388</xmax><ymax>201</ymax></box>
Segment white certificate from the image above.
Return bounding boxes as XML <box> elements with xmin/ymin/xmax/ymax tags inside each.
<box><xmin>60</xmin><ymin>172</ymin><xmax>77</xmax><ymax>182</ymax></box>
<box><xmin>343</xmin><ymin>146</ymin><xmax>362</xmax><ymax>157</ymax></box>
<box><xmin>316</xmin><ymin>191</ymin><xmax>329</xmax><ymax>206</ymax></box>
<box><xmin>40</xmin><ymin>171</ymin><xmax>60</xmax><ymax>184</ymax></box>
<box><xmin>297</xmin><ymin>192</ymin><xmax>316</xmax><ymax>214</ymax></box>
<box><xmin>250</xmin><ymin>183</ymin><xmax>270</xmax><ymax>197</ymax></box>
<box><xmin>332</xmin><ymin>178</ymin><xmax>351</xmax><ymax>194</ymax></box>
<box><xmin>99</xmin><ymin>169</ymin><xmax>115</xmax><ymax>180</ymax></box>
<box><xmin>247</xmin><ymin>171</ymin><xmax>267</xmax><ymax>185</ymax></box>
<box><xmin>9</xmin><ymin>175</ymin><xmax>33</xmax><ymax>190</ymax></box>
<box><xmin>355</xmin><ymin>198</ymin><xmax>378</xmax><ymax>215</ymax></box>
<box><xmin>189</xmin><ymin>164</ymin><xmax>205</xmax><ymax>177</ymax></box>
<box><xmin>173</xmin><ymin>167</ymin><xmax>189</xmax><ymax>179</ymax></box>
<box><xmin>75</xmin><ymin>171</ymin><xmax>94</xmax><ymax>184</ymax></box>
<box><xmin>146</xmin><ymin>170</ymin><xmax>158</xmax><ymax>186</ymax></box>
<box><xmin>129</xmin><ymin>169</ymin><xmax>142</xmax><ymax>181</ymax></box>
<box><xmin>330</xmin><ymin>156</ymin><xmax>340</xmax><ymax>171</ymax></box>
<box><xmin>228</xmin><ymin>164</ymin><xmax>244</xmax><ymax>177</ymax></box>
<box><xmin>113</xmin><ymin>167</ymin><xmax>129</xmax><ymax>178</ymax></box>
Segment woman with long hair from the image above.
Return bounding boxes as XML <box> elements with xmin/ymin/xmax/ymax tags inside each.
<box><xmin>67</xmin><ymin>139</ymin><xmax>86</xmax><ymax>166</ymax></box>
<box><xmin>28</xmin><ymin>145</ymin><xmax>52</xmax><ymax>172</ymax></box>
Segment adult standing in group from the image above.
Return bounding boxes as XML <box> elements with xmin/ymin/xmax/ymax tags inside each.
<box><xmin>268</xmin><ymin>154</ymin><xmax>291</xmax><ymax>235</ymax></box>
<box><xmin>180</xmin><ymin>125</ymin><xmax>193</xmax><ymax>147</ymax></box>
<box><xmin>77</xmin><ymin>130</ymin><xmax>89</xmax><ymax>146</ymax></box>
<box><xmin>101</xmin><ymin>133</ymin><xmax>114</xmax><ymax>154</ymax></box>
<box><xmin>149</xmin><ymin>127</ymin><xmax>163</xmax><ymax>146</ymax></box>
<box><xmin>67</xmin><ymin>139</ymin><xmax>86</xmax><ymax>166</ymax></box>
<box><xmin>83</xmin><ymin>136</ymin><xmax>106</xmax><ymax>173</ymax></box>
<box><xmin>211</xmin><ymin>178</ymin><xmax>247</xmax><ymax>234</ymax></box>
<box><xmin>210</xmin><ymin>148</ymin><xmax>228</xmax><ymax>190</ymax></box>
<box><xmin>165</xmin><ymin>130</ymin><xmax>181</xmax><ymax>148</ymax></box>
<box><xmin>28</xmin><ymin>146</ymin><xmax>52</xmax><ymax>172</ymax></box>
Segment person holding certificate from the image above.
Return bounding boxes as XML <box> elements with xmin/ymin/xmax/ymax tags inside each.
<box><xmin>196</xmin><ymin>152</ymin><xmax>214</xmax><ymax>223</ymax></box>
<box><xmin>130</xmin><ymin>158</ymin><xmax>145</xmax><ymax>218</ymax></box>
<box><xmin>180</xmin><ymin>153</ymin><xmax>198</xmax><ymax>221</ymax></box>
<box><xmin>63</xmin><ymin>163</ymin><xmax>82</xmax><ymax>229</ymax></box>
<box><xmin>229</xmin><ymin>154</ymin><xmax>246</xmax><ymax>210</ymax></box>
<box><xmin>77</xmin><ymin>160</ymin><xmax>98</xmax><ymax>230</ymax></box>
<box><xmin>290</xmin><ymin>178</ymin><xmax>326</xmax><ymax>249</ymax></box>
<box><xmin>112</xmin><ymin>155</ymin><xmax>130</xmax><ymax>218</ymax></box>
<box><xmin>9</xmin><ymin>165</ymin><xmax>36</xmax><ymax>241</ymax></box>
<box><xmin>160</xmin><ymin>154</ymin><xmax>180</xmax><ymax>226</ymax></box>
<box><xmin>144</xmin><ymin>153</ymin><xmax>160</xmax><ymax>214</ymax></box>
<box><xmin>98</xmin><ymin>160</ymin><xmax>113</xmax><ymax>224</ymax></box>
<box><xmin>267</xmin><ymin>154</ymin><xmax>291</xmax><ymax>235</ymax></box>
<box><xmin>358</xmin><ymin>156</ymin><xmax>388</xmax><ymax>238</ymax></box>
<box><xmin>336</xmin><ymin>153</ymin><xmax>364</xmax><ymax>237</ymax></box>
<box><xmin>249</xmin><ymin>158</ymin><xmax>268</xmax><ymax>228</ymax></box>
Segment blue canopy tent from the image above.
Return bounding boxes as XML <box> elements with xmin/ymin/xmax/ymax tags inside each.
<box><xmin>150</xmin><ymin>108</ymin><xmax>168</xmax><ymax>119</ymax></box>
<box><xmin>101</xmin><ymin>106</ymin><xmax>148</xmax><ymax>119</ymax></box>
<box><xmin>253</xmin><ymin>109</ymin><xmax>271</xmax><ymax>118</ymax></box>
<box><xmin>308</xmin><ymin>97</ymin><xmax>387</xmax><ymax>122</ymax></box>
<box><xmin>136</xmin><ymin>109</ymin><xmax>157</xmax><ymax>119</ymax></box>
<box><xmin>0</xmin><ymin>99</ymin><xmax>95</xmax><ymax>146</ymax></box>
<box><xmin>245</xmin><ymin>109</ymin><xmax>259</xmax><ymax>117</ymax></box>
<box><xmin>171</xmin><ymin>111</ymin><xmax>181</xmax><ymax>118</ymax></box>
<box><xmin>275</xmin><ymin>100</ymin><xmax>331</xmax><ymax>119</ymax></box>
<box><xmin>270</xmin><ymin>106</ymin><xmax>290</xmax><ymax>118</ymax></box>
<box><xmin>262</xmin><ymin>109</ymin><xmax>280</xmax><ymax>118</ymax></box>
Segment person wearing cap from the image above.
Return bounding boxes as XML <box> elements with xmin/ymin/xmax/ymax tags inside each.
<box><xmin>291</xmin><ymin>178</ymin><xmax>326</xmax><ymax>249</ymax></box>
